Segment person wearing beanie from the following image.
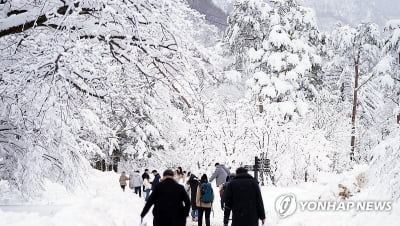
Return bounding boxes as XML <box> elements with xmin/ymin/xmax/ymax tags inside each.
<box><xmin>140</xmin><ymin>169</ymin><xmax>190</xmax><ymax>226</ymax></box>
<box><xmin>196</xmin><ymin>174</ymin><xmax>214</xmax><ymax>226</ymax></box>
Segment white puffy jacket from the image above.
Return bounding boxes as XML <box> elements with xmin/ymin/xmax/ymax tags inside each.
<box><xmin>129</xmin><ymin>172</ymin><xmax>143</xmax><ymax>188</ymax></box>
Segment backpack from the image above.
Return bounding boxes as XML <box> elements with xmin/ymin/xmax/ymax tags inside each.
<box><xmin>201</xmin><ymin>183</ymin><xmax>213</xmax><ymax>203</ymax></box>
<box><xmin>219</xmin><ymin>183</ymin><xmax>225</xmax><ymax>197</ymax></box>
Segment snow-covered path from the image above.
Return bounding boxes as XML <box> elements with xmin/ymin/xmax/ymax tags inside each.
<box><xmin>1</xmin><ymin>169</ymin><xmax>399</xmax><ymax>226</ymax></box>
<box><xmin>0</xmin><ymin>170</ymin><xmax>226</xmax><ymax>226</ymax></box>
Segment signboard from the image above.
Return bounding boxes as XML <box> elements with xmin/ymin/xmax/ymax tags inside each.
<box><xmin>242</xmin><ymin>155</ymin><xmax>274</xmax><ymax>185</ymax></box>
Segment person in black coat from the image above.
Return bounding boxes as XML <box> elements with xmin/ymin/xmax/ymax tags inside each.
<box><xmin>187</xmin><ymin>174</ymin><xmax>200</xmax><ymax>221</ymax></box>
<box><xmin>151</xmin><ymin>170</ymin><xmax>161</xmax><ymax>190</ymax></box>
<box><xmin>141</xmin><ymin>169</ymin><xmax>191</xmax><ymax>226</ymax></box>
<box><xmin>224</xmin><ymin>167</ymin><xmax>266</xmax><ymax>226</ymax></box>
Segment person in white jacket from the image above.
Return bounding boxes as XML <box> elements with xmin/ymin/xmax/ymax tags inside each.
<box><xmin>129</xmin><ymin>170</ymin><xmax>143</xmax><ymax>197</ymax></box>
<box><xmin>143</xmin><ymin>177</ymin><xmax>152</xmax><ymax>201</ymax></box>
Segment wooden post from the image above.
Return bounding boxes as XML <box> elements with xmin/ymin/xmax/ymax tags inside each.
<box><xmin>254</xmin><ymin>156</ymin><xmax>260</xmax><ymax>182</ymax></box>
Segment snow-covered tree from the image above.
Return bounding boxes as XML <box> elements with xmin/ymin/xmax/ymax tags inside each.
<box><xmin>382</xmin><ymin>20</ymin><xmax>400</xmax><ymax>124</ymax></box>
<box><xmin>241</xmin><ymin>0</ymin><xmax>322</xmax><ymax>115</ymax></box>
<box><xmin>0</xmin><ymin>0</ymin><xmax>218</xmax><ymax>196</ymax></box>
<box><xmin>224</xmin><ymin>0</ymin><xmax>271</xmax><ymax>70</ymax></box>
<box><xmin>328</xmin><ymin>23</ymin><xmax>382</xmax><ymax>161</ymax></box>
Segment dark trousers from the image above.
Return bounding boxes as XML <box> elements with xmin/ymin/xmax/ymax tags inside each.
<box><xmin>223</xmin><ymin>207</ymin><xmax>231</xmax><ymax>225</ymax></box>
<box><xmin>153</xmin><ymin>217</ymin><xmax>185</xmax><ymax>226</ymax></box>
<box><xmin>198</xmin><ymin>207</ymin><xmax>211</xmax><ymax>226</ymax></box>
<box><xmin>134</xmin><ymin>186</ymin><xmax>142</xmax><ymax>197</ymax></box>
<box><xmin>120</xmin><ymin>185</ymin><xmax>126</xmax><ymax>191</ymax></box>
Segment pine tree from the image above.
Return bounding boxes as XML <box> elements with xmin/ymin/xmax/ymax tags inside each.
<box><xmin>244</xmin><ymin>0</ymin><xmax>322</xmax><ymax>114</ymax></box>
<box><xmin>224</xmin><ymin>0</ymin><xmax>272</xmax><ymax>70</ymax></box>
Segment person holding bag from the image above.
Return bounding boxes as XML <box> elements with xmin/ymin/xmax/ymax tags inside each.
<box><xmin>196</xmin><ymin>174</ymin><xmax>214</xmax><ymax>226</ymax></box>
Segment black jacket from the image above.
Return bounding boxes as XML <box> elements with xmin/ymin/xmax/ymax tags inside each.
<box><xmin>152</xmin><ymin>173</ymin><xmax>161</xmax><ymax>190</ymax></box>
<box><xmin>224</xmin><ymin>173</ymin><xmax>266</xmax><ymax>226</ymax></box>
<box><xmin>141</xmin><ymin>177</ymin><xmax>190</xmax><ymax>226</ymax></box>
<box><xmin>187</xmin><ymin>175</ymin><xmax>199</xmax><ymax>209</ymax></box>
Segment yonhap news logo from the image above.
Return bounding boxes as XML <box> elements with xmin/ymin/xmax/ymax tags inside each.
<box><xmin>274</xmin><ymin>193</ymin><xmax>392</xmax><ymax>218</ymax></box>
<box><xmin>275</xmin><ymin>193</ymin><xmax>297</xmax><ymax>218</ymax></box>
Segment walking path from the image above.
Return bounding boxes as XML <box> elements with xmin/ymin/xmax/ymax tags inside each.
<box><xmin>0</xmin><ymin>170</ymin><xmax>228</xmax><ymax>226</ymax></box>
<box><xmin>1</xmin><ymin>169</ymin><xmax>399</xmax><ymax>226</ymax></box>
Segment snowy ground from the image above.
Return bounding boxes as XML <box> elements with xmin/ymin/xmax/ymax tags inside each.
<box><xmin>0</xmin><ymin>168</ymin><xmax>399</xmax><ymax>226</ymax></box>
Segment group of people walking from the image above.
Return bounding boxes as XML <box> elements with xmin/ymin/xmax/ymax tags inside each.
<box><xmin>119</xmin><ymin>169</ymin><xmax>161</xmax><ymax>201</ymax></box>
<box><xmin>135</xmin><ymin>163</ymin><xmax>265</xmax><ymax>226</ymax></box>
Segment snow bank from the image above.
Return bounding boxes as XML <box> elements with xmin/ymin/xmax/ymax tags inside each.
<box><xmin>368</xmin><ymin>130</ymin><xmax>400</xmax><ymax>200</ymax></box>
<box><xmin>263</xmin><ymin>166</ymin><xmax>400</xmax><ymax>226</ymax></box>
<box><xmin>0</xmin><ymin>170</ymin><xmax>145</xmax><ymax>226</ymax></box>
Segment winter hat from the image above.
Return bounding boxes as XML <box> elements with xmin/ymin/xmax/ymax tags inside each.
<box><xmin>163</xmin><ymin>169</ymin><xmax>174</xmax><ymax>177</ymax></box>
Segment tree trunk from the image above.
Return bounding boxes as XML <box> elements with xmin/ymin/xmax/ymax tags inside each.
<box><xmin>258</xmin><ymin>96</ymin><xmax>264</xmax><ymax>113</ymax></box>
<box><xmin>350</xmin><ymin>55</ymin><xmax>360</xmax><ymax>161</ymax></box>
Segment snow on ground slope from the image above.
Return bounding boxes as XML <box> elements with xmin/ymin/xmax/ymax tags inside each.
<box><xmin>263</xmin><ymin>166</ymin><xmax>400</xmax><ymax>226</ymax></box>
<box><xmin>0</xmin><ymin>168</ymin><xmax>399</xmax><ymax>226</ymax></box>
<box><xmin>0</xmin><ymin>170</ymin><xmax>145</xmax><ymax>226</ymax></box>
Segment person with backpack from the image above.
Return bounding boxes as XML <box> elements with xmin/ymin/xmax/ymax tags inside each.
<box><xmin>129</xmin><ymin>170</ymin><xmax>143</xmax><ymax>197</ymax></box>
<box><xmin>220</xmin><ymin>173</ymin><xmax>236</xmax><ymax>210</ymax></box>
<box><xmin>186</xmin><ymin>174</ymin><xmax>200</xmax><ymax>222</ymax></box>
<box><xmin>140</xmin><ymin>169</ymin><xmax>190</xmax><ymax>226</ymax></box>
<box><xmin>223</xmin><ymin>167</ymin><xmax>265</xmax><ymax>226</ymax></box>
<box><xmin>196</xmin><ymin>174</ymin><xmax>214</xmax><ymax>226</ymax></box>
<box><xmin>221</xmin><ymin>173</ymin><xmax>236</xmax><ymax>226</ymax></box>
